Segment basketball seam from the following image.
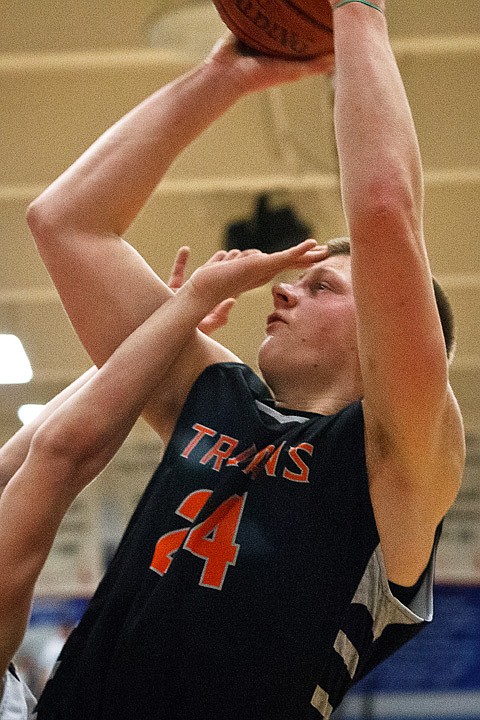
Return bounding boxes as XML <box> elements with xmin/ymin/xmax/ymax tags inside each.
<box><xmin>278</xmin><ymin>0</ymin><xmax>333</xmax><ymax>34</ymax></box>
<box><xmin>216</xmin><ymin>2</ymin><xmax>294</xmax><ymax>57</ymax></box>
<box><xmin>214</xmin><ymin>0</ymin><xmax>332</xmax><ymax>58</ymax></box>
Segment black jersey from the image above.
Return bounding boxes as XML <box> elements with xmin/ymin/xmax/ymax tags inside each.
<box><xmin>36</xmin><ymin>363</ymin><xmax>439</xmax><ymax>720</ymax></box>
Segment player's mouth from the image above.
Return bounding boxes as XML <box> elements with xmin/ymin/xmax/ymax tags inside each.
<box><xmin>266</xmin><ymin>312</ymin><xmax>287</xmax><ymax>329</ymax></box>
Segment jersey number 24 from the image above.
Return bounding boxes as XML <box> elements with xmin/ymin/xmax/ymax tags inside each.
<box><xmin>150</xmin><ymin>489</ymin><xmax>247</xmax><ymax>590</ymax></box>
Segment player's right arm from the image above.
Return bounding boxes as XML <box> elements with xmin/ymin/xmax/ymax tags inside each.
<box><xmin>26</xmin><ymin>54</ymin><xmax>243</xmax><ymax>443</ymax></box>
<box><xmin>27</xmin><ymin>36</ymin><xmax>333</xmax><ymax>444</ymax></box>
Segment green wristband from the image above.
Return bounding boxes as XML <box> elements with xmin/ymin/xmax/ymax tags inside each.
<box><xmin>333</xmin><ymin>0</ymin><xmax>384</xmax><ymax>13</ymax></box>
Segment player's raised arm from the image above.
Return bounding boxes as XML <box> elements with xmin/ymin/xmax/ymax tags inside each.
<box><xmin>330</xmin><ymin>0</ymin><xmax>464</xmax><ymax>582</ymax></box>
<box><xmin>26</xmin><ymin>36</ymin><xmax>333</xmax><ymax>444</ymax></box>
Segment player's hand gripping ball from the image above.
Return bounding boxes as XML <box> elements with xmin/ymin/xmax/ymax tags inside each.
<box><xmin>211</xmin><ymin>0</ymin><xmax>333</xmax><ymax>59</ymax></box>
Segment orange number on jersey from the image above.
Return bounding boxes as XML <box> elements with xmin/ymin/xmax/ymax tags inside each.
<box><xmin>150</xmin><ymin>490</ymin><xmax>247</xmax><ymax>590</ymax></box>
<box><xmin>150</xmin><ymin>489</ymin><xmax>211</xmax><ymax>575</ymax></box>
<box><xmin>184</xmin><ymin>494</ymin><xmax>247</xmax><ymax>590</ymax></box>
<box><xmin>150</xmin><ymin>527</ymin><xmax>189</xmax><ymax>575</ymax></box>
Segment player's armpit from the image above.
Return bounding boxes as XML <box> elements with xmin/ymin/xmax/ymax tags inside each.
<box><xmin>364</xmin><ymin>385</ymin><xmax>465</xmax><ymax>586</ymax></box>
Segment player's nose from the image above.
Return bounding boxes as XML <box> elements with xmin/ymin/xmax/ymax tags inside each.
<box><xmin>272</xmin><ymin>283</ymin><xmax>298</xmax><ymax>308</ymax></box>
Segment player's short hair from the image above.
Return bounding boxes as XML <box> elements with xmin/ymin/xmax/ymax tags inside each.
<box><xmin>326</xmin><ymin>236</ymin><xmax>456</xmax><ymax>363</ymax></box>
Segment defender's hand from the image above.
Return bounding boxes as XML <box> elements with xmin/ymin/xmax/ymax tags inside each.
<box><xmin>168</xmin><ymin>246</ymin><xmax>236</xmax><ymax>334</ymax></box>
<box><xmin>183</xmin><ymin>240</ymin><xmax>329</xmax><ymax>311</ymax></box>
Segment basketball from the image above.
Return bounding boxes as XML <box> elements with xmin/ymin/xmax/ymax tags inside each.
<box><xmin>211</xmin><ymin>0</ymin><xmax>333</xmax><ymax>60</ymax></box>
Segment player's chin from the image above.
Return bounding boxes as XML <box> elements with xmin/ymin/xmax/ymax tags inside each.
<box><xmin>257</xmin><ymin>335</ymin><xmax>280</xmax><ymax>378</ymax></box>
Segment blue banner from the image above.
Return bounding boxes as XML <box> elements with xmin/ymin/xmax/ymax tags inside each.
<box><xmin>28</xmin><ymin>597</ymin><xmax>89</xmax><ymax>628</ymax></box>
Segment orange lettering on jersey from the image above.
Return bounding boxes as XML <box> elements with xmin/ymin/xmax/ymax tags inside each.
<box><xmin>243</xmin><ymin>445</ymin><xmax>275</xmax><ymax>477</ymax></box>
<box><xmin>200</xmin><ymin>435</ymin><xmax>239</xmax><ymax>471</ymax></box>
<box><xmin>227</xmin><ymin>444</ymin><xmax>257</xmax><ymax>467</ymax></box>
<box><xmin>181</xmin><ymin>423</ymin><xmax>216</xmax><ymax>458</ymax></box>
<box><xmin>264</xmin><ymin>441</ymin><xmax>285</xmax><ymax>477</ymax></box>
<box><xmin>283</xmin><ymin>443</ymin><xmax>314</xmax><ymax>483</ymax></box>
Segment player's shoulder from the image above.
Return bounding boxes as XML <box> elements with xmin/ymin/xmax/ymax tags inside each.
<box><xmin>188</xmin><ymin>361</ymin><xmax>271</xmax><ymax>401</ymax></box>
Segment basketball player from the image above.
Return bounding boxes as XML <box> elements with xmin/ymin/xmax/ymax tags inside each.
<box><xmin>0</xmin><ymin>242</ymin><xmax>319</xmax><ymax>719</ymax></box>
<box><xmin>26</xmin><ymin>1</ymin><xmax>465</xmax><ymax>717</ymax></box>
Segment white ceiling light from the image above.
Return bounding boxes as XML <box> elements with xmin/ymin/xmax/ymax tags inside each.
<box><xmin>0</xmin><ymin>334</ymin><xmax>33</xmax><ymax>384</ymax></box>
<box><xmin>18</xmin><ymin>404</ymin><xmax>45</xmax><ymax>426</ymax></box>
<box><xmin>147</xmin><ymin>1</ymin><xmax>226</xmax><ymax>59</ymax></box>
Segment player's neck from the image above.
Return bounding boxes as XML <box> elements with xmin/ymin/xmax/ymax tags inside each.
<box><xmin>272</xmin><ymin>373</ymin><xmax>363</xmax><ymax>416</ymax></box>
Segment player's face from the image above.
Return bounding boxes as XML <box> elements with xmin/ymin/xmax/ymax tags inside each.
<box><xmin>258</xmin><ymin>254</ymin><xmax>360</xmax><ymax>391</ymax></box>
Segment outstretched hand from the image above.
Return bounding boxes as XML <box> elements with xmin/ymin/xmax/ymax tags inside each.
<box><xmin>168</xmin><ymin>246</ymin><xmax>236</xmax><ymax>334</ymax></box>
<box><xmin>182</xmin><ymin>239</ymin><xmax>329</xmax><ymax>311</ymax></box>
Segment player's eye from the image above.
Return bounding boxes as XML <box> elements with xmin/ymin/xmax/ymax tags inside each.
<box><xmin>310</xmin><ymin>282</ymin><xmax>328</xmax><ymax>293</ymax></box>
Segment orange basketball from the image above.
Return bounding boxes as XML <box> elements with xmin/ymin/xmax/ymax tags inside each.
<box><xmin>212</xmin><ymin>0</ymin><xmax>333</xmax><ymax>60</ymax></box>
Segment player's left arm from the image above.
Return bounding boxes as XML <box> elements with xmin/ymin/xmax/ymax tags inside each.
<box><xmin>330</xmin><ymin>1</ymin><xmax>465</xmax><ymax>584</ymax></box>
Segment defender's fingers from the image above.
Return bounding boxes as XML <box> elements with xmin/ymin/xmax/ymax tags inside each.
<box><xmin>214</xmin><ymin>297</ymin><xmax>236</xmax><ymax>319</ymax></box>
<box><xmin>270</xmin><ymin>241</ymin><xmax>328</xmax><ymax>267</ymax></box>
<box><xmin>304</xmin><ymin>243</ymin><xmax>330</xmax><ymax>257</ymax></box>
<box><xmin>289</xmin><ymin>239</ymin><xmax>327</xmax><ymax>255</ymax></box>
<box><xmin>168</xmin><ymin>246</ymin><xmax>190</xmax><ymax>289</ymax></box>
<box><xmin>301</xmin><ymin>245</ymin><xmax>330</xmax><ymax>261</ymax></box>
<box><xmin>239</xmin><ymin>249</ymin><xmax>262</xmax><ymax>256</ymax></box>
<box><xmin>205</xmin><ymin>249</ymin><xmax>228</xmax><ymax>265</ymax></box>
<box><xmin>199</xmin><ymin>298</ymin><xmax>236</xmax><ymax>334</ymax></box>
<box><xmin>224</xmin><ymin>249</ymin><xmax>242</xmax><ymax>260</ymax></box>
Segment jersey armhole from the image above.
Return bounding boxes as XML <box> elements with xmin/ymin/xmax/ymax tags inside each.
<box><xmin>388</xmin><ymin>567</ymin><xmax>427</xmax><ymax>607</ymax></box>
